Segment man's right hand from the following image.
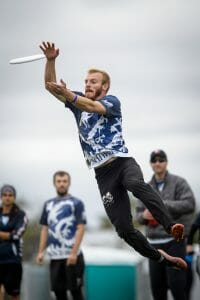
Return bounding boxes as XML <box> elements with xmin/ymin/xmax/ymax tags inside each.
<box><xmin>39</xmin><ymin>41</ymin><xmax>59</xmax><ymax>60</ymax></box>
<box><xmin>36</xmin><ymin>252</ymin><xmax>44</xmax><ymax>265</ymax></box>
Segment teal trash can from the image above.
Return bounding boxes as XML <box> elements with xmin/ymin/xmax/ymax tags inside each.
<box><xmin>84</xmin><ymin>246</ymin><xmax>141</xmax><ymax>300</ymax></box>
<box><xmin>85</xmin><ymin>264</ymin><xmax>136</xmax><ymax>300</ymax></box>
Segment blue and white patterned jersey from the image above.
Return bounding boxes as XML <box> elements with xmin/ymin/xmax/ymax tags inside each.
<box><xmin>65</xmin><ymin>93</ymin><xmax>129</xmax><ymax>168</ymax></box>
<box><xmin>40</xmin><ymin>195</ymin><xmax>86</xmax><ymax>259</ymax></box>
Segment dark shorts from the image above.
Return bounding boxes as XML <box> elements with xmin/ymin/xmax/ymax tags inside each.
<box><xmin>0</xmin><ymin>263</ymin><xmax>22</xmax><ymax>296</ymax></box>
<box><xmin>50</xmin><ymin>253</ymin><xmax>85</xmax><ymax>293</ymax></box>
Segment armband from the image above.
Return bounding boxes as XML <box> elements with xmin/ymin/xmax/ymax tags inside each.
<box><xmin>71</xmin><ymin>94</ymin><xmax>78</xmax><ymax>104</ymax></box>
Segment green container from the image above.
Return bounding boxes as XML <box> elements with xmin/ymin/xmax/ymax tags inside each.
<box><xmin>85</xmin><ymin>264</ymin><xmax>136</xmax><ymax>300</ymax></box>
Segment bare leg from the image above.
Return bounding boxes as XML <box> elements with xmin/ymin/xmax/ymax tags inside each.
<box><xmin>0</xmin><ymin>286</ymin><xmax>5</xmax><ymax>300</ymax></box>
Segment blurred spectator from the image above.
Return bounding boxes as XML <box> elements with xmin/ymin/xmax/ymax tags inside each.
<box><xmin>36</xmin><ymin>171</ymin><xmax>86</xmax><ymax>300</ymax></box>
<box><xmin>136</xmin><ymin>150</ymin><xmax>196</xmax><ymax>300</ymax></box>
<box><xmin>0</xmin><ymin>185</ymin><xmax>28</xmax><ymax>300</ymax></box>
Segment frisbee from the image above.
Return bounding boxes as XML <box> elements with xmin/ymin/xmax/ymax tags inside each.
<box><xmin>9</xmin><ymin>54</ymin><xmax>45</xmax><ymax>64</ymax></box>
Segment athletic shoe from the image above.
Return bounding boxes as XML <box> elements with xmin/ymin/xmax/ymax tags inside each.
<box><xmin>171</xmin><ymin>223</ymin><xmax>184</xmax><ymax>242</ymax></box>
<box><xmin>158</xmin><ymin>249</ymin><xmax>187</xmax><ymax>270</ymax></box>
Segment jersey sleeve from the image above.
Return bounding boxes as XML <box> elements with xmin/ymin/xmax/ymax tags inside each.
<box><xmin>39</xmin><ymin>203</ymin><xmax>48</xmax><ymax>226</ymax></box>
<box><xmin>10</xmin><ymin>210</ymin><xmax>28</xmax><ymax>241</ymax></box>
<box><xmin>75</xmin><ymin>200</ymin><xmax>87</xmax><ymax>225</ymax></box>
<box><xmin>99</xmin><ymin>95</ymin><xmax>121</xmax><ymax>117</ymax></box>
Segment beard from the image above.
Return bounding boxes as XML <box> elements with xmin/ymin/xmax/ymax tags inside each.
<box><xmin>56</xmin><ymin>188</ymin><xmax>68</xmax><ymax>197</ymax></box>
<box><xmin>85</xmin><ymin>86</ymin><xmax>103</xmax><ymax>100</ymax></box>
<box><xmin>94</xmin><ymin>87</ymin><xmax>103</xmax><ymax>99</ymax></box>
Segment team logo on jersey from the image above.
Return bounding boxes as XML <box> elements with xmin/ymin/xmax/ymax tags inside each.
<box><xmin>102</xmin><ymin>100</ymin><xmax>113</xmax><ymax>108</ymax></box>
<box><xmin>102</xmin><ymin>192</ymin><xmax>114</xmax><ymax>207</ymax></box>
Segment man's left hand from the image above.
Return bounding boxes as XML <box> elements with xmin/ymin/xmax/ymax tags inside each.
<box><xmin>46</xmin><ymin>79</ymin><xmax>68</xmax><ymax>98</ymax></box>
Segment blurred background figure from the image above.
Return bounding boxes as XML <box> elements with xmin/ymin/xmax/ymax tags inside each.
<box><xmin>36</xmin><ymin>171</ymin><xmax>86</xmax><ymax>300</ymax></box>
<box><xmin>136</xmin><ymin>150</ymin><xmax>196</xmax><ymax>300</ymax></box>
<box><xmin>0</xmin><ymin>185</ymin><xmax>28</xmax><ymax>300</ymax></box>
<box><xmin>186</xmin><ymin>212</ymin><xmax>200</xmax><ymax>279</ymax></box>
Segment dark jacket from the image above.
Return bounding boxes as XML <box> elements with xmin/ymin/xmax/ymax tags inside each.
<box><xmin>136</xmin><ymin>172</ymin><xmax>196</xmax><ymax>239</ymax></box>
<box><xmin>0</xmin><ymin>204</ymin><xmax>28</xmax><ymax>264</ymax></box>
<box><xmin>187</xmin><ymin>212</ymin><xmax>200</xmax><ymax>245</ymax></box>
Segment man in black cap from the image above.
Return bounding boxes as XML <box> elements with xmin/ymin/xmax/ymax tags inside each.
<box><xmin>0</xmin><ymin>185</ymin><xmax>28</xmax><ymax>300</ymax></box>
<box><xmin>136</xmin><ymin>150</ymin><xmax>196</xmax><ymax>300</ymax></box>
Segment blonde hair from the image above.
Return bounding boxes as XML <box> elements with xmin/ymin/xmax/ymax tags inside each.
<box><xmin>87</xmin><ymin>68</ymin><xmax>110</xmax><ymax>92</ymax></box>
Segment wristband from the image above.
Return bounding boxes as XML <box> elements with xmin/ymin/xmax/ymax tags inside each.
<box><xmin>71</xmin><ymin>94</ymin><xmax>78</xmax><ymax>104</ymax></box>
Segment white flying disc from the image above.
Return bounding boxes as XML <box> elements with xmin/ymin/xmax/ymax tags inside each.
<box><xmin>9</xmin><ymin>54</ymin><xmax>45</xmax><ymax>64</ymax></box>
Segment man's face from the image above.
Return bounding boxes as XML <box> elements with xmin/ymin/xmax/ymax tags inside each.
<box><xmin>85</xmin><ymin>72</ymin><xmax>107</xmax><ymax>100</ymax></box>
<box><xmin>54</xmin><ymin>175</ymin><xmax>70</xmax><ymax>196</ymax></box>
<box><xmin>1</xmin><ymin>192</ymin><xmax>15</xmax><ymax>207</ymax></box>
<box><xmin>151</xmin><ymin>157</ymin><xmax>168</xmax><ymax>175</ymax></box>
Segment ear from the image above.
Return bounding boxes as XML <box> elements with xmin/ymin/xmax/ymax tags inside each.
<box><xmin>102</xmin><ymin>82</ymin><xmax>109</xmax><ymax>92</ymax></box>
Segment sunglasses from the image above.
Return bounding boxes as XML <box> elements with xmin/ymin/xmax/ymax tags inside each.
<box><xmin>2</xmin><ymin>193</ymin><xmax>14</xmax><ymax>197</ymax></box>
<box><xmin>151</xmin><ymin>158</ymin><xmax>166</xmax><ymax>163</ymax></box>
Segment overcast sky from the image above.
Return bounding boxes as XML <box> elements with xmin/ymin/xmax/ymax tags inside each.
<box><xmin>1</xmin><ymin>0</ymin><xmax>200</xmax><ymax>226</ymax></box>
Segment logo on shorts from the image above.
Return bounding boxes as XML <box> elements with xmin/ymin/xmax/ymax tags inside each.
<box><xmin>102</xmin><ymin>192</ymin><xmax>114</xmax><ymax>207</ymax></box>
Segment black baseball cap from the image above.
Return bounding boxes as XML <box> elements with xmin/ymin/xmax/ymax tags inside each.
<box><xmin>150</xmin><ymin>150</ymin><xmax>167</xmax><ymax>163</ymax></box>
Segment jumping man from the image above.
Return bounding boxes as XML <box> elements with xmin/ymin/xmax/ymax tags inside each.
<box><xmin>39</xmin><ymin>41</ymin><xmax>187</xmax><ymax>269</ymax></box>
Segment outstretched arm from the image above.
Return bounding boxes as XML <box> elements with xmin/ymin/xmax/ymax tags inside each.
<box><xmin>39</xmin><ymin>41</ymin><xmax>58</xmax><ymax>83</ymax></box>
<box><xmin>46</xmin><ymin>80</ymin><xmax>107</xmax><ymax>114</ymax></box>
<box><xmin>40</xmin><ymin>41</ymin><xmax>106</xmax><ymax>113</ymax></box>
<box><xmin>40</xmin><ymin>41</ymin><xmax>66</xmax><ymax>102</ymax></box>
